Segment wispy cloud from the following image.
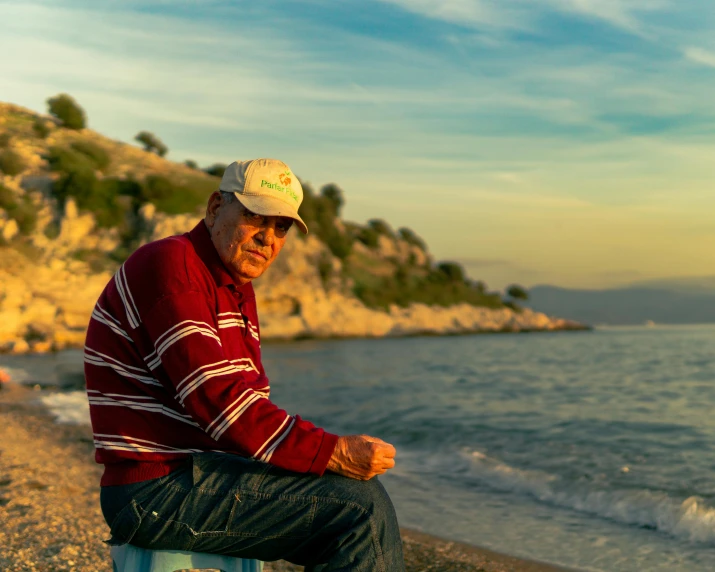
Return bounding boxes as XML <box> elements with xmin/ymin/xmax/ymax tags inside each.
<box><xmin>377</xmin><ymin>0</ymin><xmax>671</xmax><ymax>36</ymax></box>
<box><xmin>683</xmin><ymin>46</ymin><xmax>715</xmax><ymax>68</ymax></box>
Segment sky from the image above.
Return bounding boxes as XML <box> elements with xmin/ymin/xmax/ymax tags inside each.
<box><xmin>2</xmin><ymin>0</ymin><xmax>715</xmax><ymax>290</ymax></box>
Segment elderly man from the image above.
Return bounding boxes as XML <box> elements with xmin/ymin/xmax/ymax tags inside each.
<box><xmin>86</xmin><ymin>158</ymin><xmax>404</xmax><ymax>571</ymax></box>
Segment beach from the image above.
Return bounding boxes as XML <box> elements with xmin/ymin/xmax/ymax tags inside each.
<box><xmin>0</xmin><ymin>381</ymin><xmax>569</xmax><ymax>572</ymax></box>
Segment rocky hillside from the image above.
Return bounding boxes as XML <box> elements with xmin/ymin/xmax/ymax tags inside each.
<box><xmin>0</xmin><ymin>100</ymin><xmax>585</xmax><ymax>353</ymax></box>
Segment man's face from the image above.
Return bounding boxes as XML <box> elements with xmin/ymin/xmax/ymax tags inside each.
<box><xmin>205</xmin><ymin>192</ymin><xmax>293</xmax><ymax>284</ymax></box>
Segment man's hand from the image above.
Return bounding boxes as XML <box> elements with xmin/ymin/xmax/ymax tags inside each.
<box><xmin>326</xmin><ymin>435</ymin><xmax>396</xmax><ymax>480</ymax></box>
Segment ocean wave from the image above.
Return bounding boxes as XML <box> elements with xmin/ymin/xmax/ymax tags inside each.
<box><xmin>464</xmin><ymin>449</ymin><xmax>715</xmax><ymax>544</ymax></box>
<box><xmin>38</xmin><ymin>391</ymin><xmax>91</xmax><ymax>425</ymax></box>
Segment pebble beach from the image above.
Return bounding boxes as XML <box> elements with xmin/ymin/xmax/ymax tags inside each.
<box><xmin>0</xmin><ymin>381</ymin><xmax>570</xmax><ymax>572</ymax></box>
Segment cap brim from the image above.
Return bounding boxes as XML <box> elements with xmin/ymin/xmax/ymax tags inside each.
<box><xmin>234</xmin><ymin>194</ymin><xmax>308</xmax><ymax>234</ymax></box>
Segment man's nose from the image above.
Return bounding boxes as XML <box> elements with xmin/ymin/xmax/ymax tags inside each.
<box><xmin>256</xmin><ymin>224</ymin><xmax>276</xmax><ymax>246</ymax></box>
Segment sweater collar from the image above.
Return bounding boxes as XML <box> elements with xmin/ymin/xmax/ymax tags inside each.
<box><xmin>187</xmin><ymin>221</ymin><xmax>255</xmax><ymax>299</ymax></box>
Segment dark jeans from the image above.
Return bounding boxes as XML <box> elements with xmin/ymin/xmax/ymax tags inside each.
<box><xmin>101</xmin><ymin>453</ymin><xmax>404</xmax><ymax>572</ymax></box>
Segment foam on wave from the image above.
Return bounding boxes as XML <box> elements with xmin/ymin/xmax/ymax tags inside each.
<box><xmin>38</xmin><ymin>391</ymin><xmax>91</xmax><ymax>425</ymax></box>
<box><xmin>464</xmin><ymin>449</ymin><xmax>715</xmax><ymax>544</ymax></box>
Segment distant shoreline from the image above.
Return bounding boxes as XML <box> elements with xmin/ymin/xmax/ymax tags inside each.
<box><xmin>0</xmin><ymin>324</ymin><xmax>592</xmax><ymax>355</ymax></box>
<box><xmin>0</xmin><ymin>314</ymin><xmax>591</xmax><ymax>355</ymax></box>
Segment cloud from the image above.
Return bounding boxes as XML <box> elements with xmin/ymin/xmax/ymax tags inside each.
<box><xmin>683</xmin><ymin>46</ymin><xmax>715</xmax><ymax>68</ymax></box>
<box><xmin>545</xmin><ymin>0</ymin><xmax>669</xmax><ymax>35</ymax></box>
<box><xmin>375</xmin><ymin>0</ymin><xmax>530</xmax><ymax>31</ymax></box>
<box><xmin>377</xmin><ymin>0</ymin><xmax>671</xmax><ymax>36</ymax></box>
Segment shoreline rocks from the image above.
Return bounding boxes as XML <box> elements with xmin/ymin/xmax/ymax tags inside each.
<box><xmin>0</xmin><ymin>247</ymin><xmax>586</xmax><ymax>354</ymax></box>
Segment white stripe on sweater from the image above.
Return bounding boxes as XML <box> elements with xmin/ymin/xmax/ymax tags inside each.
<box><xmin>212</xmin><ymin>393</ymin><xmax>264</xmax><ymax>441</ymax></box>
<box><xmin>207</xmin><ymin>390</ymin><xmax>265</xmax><ymax>441</ymax></box>
<box><xmin>84</xmin><ymin>348</ymin><xmax>161</xmax><ymax>387</ymax></box>
<box><xmin>229</xmin><ymin>357</ymin><xmax>259</xmax><ymax>372</ymax></box>
<box><xmin>91</xmin><ymin>309</ymin><xmax>132</xmax><ymax>341</ymax></box>
<box><xmin>254</xmin><ymin>415</ymin><xmax>292</xmax><ymax>460</ymax></box>
<box><xmin>155</xmin><ymin>319</ymin><xmax>218</xmax><ymax>347</ymax></box>
<box><xmin>176</xmin><ymin>362</ymin><xmax>250</xmax><ymax>403</ymax></box>
<box><xmin>218</xmin><ymin>319</ymin><xmax>245</xmax><ymax>329</ymax></box>
<box><xmin>85</xmin><ymin>347</ymin><xmax>153</xmax><ymax>373</ymax></box>
<box><xmin>93</xmin><ymin>441</ymin><xmax>201</xmax><ymax>454</ymax></box>
<box><xmin>260</xmin><ymin>418</ymin><xmax>296</xmax><ymax>463</ymax></box>
<box><xmin>145</xmin><ymin>353</ymin><xmax>162</xmax><ymax>370</ymax></box>
<box><xmin>120</xmin><ymin>264</ymin><xmax>141</xmax><ymax>327</ymax></box>
<box><xmin>87</xmin><ymin>390</ymin><xmax>198</xmax><ymax>427</ymax></box>
<box><xmin>205</xmin><ymin>388</ymin><xmax>254</xmax><ymax>434</ymax></box>
<box><xmin>155</xmin><ymin>323</ymin><xmax>221</xmax><ymax>357</ymax></box>
<box><xmin>93</xmin><ymin>433</ymin><xmax>201</xmax><ymax>454</ymax></box>
<box><xmin>143</xmin><ymin>320</ymin><xmax>217</xmax><ymax>371</ymax></box>
<box><xmin>96</xmin><ymin>303</ymin><xmax>122</xmax><ymax>326</ymax></box>
<box><xmin>115</xmin><ymin>265</ymin><xmax>139</xmax><ymax>329</ymax></box>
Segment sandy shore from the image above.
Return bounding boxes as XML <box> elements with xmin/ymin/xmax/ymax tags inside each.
<box><xmin>0</xmin><ymin>381</ymin><xmax>572</xmax><ymax>572</ymax></box>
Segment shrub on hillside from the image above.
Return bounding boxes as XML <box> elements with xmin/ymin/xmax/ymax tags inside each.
<box><xmin>52</xmin><ymin>168</ymin><xmax>97</xmax><ymax>208</ymax></box>
<box><xmin>368</xmin><ymin>219</ymin><xmax>393</xmax><ymax>237</ymax></box>
<box><xmin>0</xmin><ymin>184</ymin><xmax>16</xmax><ymax>210</ymax></box>
<box><xmin>91</xmin><ymin>180</ymin><xmax>134</xmax><ymax>228</ymax></box>
<box><xmin>71</xmin><ymin>140</ymin><xmax>110</xmax><ymax>171</ymax></box>
<box><xmin>204</xmin><ymin>163</ymin><xmax>227</xmax><ymax>178</ymax></box>
<box><xmin>320</xmin><ymin>183</ymin><xmax>344</xmax><ymax>215</ymax></box>
<box><xmin>51</xmin><ymin>170</ymin><xmax>130</xmax><ymax>228</ymax></box>
<box><xmin>351</xmin><ymin>263</ymin><xmax>504</xmax><ymax>311</ymax></box>
<box><xmin>47</xmin><ymin>94</ymin><xmax>86</xmax><ymax>130</ymax></box>
<box><xmin>33</xmin><ymin>118</ymin><xmax>51</xmax><ymax>139</ymax></box>
<box><xmin>506</xmin><ymin>284</ymin><xmax>529</xmax><ymax>301</ymax></box>
<box><xmin>98</xmin><ymin>177</ymin><xmax>143</xmax><ymax>201</ymax></box>
<box><xmin>0</xmin><ymin>185</ymin><xmax>37</xmax><ymax>235</ymax></box>
<box><xmin>298</xmin><ymin>183</ymin><xmax>353</xmax><ymax>258</ymax></box>
<box><xmin>137</xmin><ymin>174</ymin><xmax>215</xmax><ymax>215</ymax></box>
<box><xmin>135</xmin><ymin>131</ymin><xmax>168</xmax><ymax>157</ymax></box>
<box><xmin>436</xmin><ymin>261</ymin><xmax>467</xmax><ymax>283</ymax></box>
<box><xmin>0</xmin><ymin>149</ymin><xmax>26</xmax><ymax>176</ymax></box>
<box><xmin>398</xmin><ymin>227</ymin><xmax>426</xmax><ymax>251</ymax></box>
<box><xmin>11</xmin><ymin>196</ymin><xmax>37</xmax><ymax>235</ymax></box>
<box><xmin>141</xmin><ymin>175</ymin><xmax>174</xmax><ymax>202</ymax></box>
<box><xmin>184</xmin><ymin>159</ymin><xmax>198</xmax><ymax>170</ymax></box>
<box><xmin>43</xmin><ymin>220</ymin><xmax>60</xmax><ymax>239</ymax></box>
<box><xmin>46</xmin><ymin>146</ymin><xmax>96</xmax><ymax>173</ymax></box>
<box><xmin>356</xmin><ymin>226</ymin><xmax>379</xmax><ymax>248</ymax></box>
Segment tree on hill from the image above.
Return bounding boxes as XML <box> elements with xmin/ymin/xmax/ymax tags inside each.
<box><xmin>368</xmin><ymin>219</ymin><xmax>394</xmax><ymax>237</ymax></box>
<box><xmin>437</xmin><ymin>261</ymin><xmax>466</xmax><ymax>283</ymax></box>
<box><xmin>320</xmin><ymin>183</ymin><xmax>344</xmax><ymax>216</ymax></box>
<box><xmin>134</xmin><ymin>131</ymin><xmax>168</xmax><ymax>157</ymax></box>
<box><xmin>398</xmin><ymin>227</ymin><xmax>426</xmax><ymax>251</ymax></box>
<box><xmin>204</xmin><ymin>163</ymin><xmax>227</xmax><ymax>178</ymax></box>
<box><xmin>47</xmin><ymin>94</ymin><xmax>86</xmax><ymax>130</ymax></box>
<box><xmin>506</xmin><ymin>284</ymin><xmax>529</xmax><ymax>301</ymax></box>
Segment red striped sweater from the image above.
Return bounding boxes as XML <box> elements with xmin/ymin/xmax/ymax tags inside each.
<box><xmin>84</xmin><ymin>221</ymin><xmax>338</xmax><ymax>486</ymax></box>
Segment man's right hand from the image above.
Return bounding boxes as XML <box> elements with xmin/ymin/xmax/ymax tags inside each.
<box><xmin>326</xmin><ymin>435</ymin><xmax>396</xmax><ymax>480</ymax></box>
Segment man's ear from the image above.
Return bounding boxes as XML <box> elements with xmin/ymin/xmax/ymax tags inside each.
<box><xmin>205</xmin><ymin>191</ymin><xmax>222</xmax><ymax>228</ymax></box>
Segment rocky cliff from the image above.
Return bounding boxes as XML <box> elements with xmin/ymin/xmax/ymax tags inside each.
<box><xmin>0</xmin><ymin>102</ymin><xmax>585</xmax><ymax>353</ymax></box>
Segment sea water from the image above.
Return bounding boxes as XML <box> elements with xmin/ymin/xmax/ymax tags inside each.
<box><xmin>3</xmin><ymin>325</ymin><xmax>715</xmax><ymax>571</ymax></box>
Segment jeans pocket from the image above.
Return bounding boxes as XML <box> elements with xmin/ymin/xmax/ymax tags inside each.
<box><xmin>133</xmin><ymin>506</ymin><xmax>197</xmax><ymax>551</ymax></box>
<box><xmin>229</xmin><ymin>491</ymin><xmax>317</xmax><ymax>539</ymax></box>
<box><xmin>104</xmin><ymin>499</ymin><xmax>142</xmax><ymax>546</ymax></box>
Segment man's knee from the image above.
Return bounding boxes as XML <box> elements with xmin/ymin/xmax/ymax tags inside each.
<box><xmin>325</xmin><ymin>476</ymin><xmax>398</xmax><ymax>527</ymax></box>
<box><xmin>359</xmin><ymin>478</ymin><xmax>396</xmax><ymax>520</ymax></box>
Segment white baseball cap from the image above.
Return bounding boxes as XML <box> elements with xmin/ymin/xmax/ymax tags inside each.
<box><xmin>219</xmin><ymin>158</ymin><xmax>308</xmax><ymax>234</ymax></box>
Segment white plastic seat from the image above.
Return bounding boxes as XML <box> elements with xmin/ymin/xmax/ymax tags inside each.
<box><xmin>110</xmin><ymin>543</ymin><xmax>264</xmax><ymax>572</ymax></box>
